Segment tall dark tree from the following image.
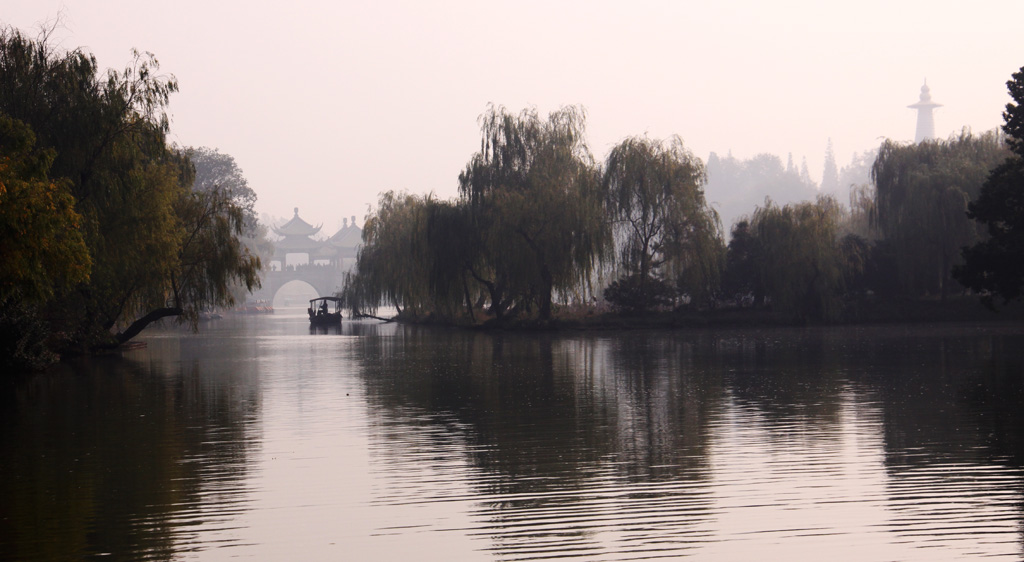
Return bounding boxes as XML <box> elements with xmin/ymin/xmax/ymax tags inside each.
<box><xmin>603</xmin><ymin>135</ymin><xmax>722</xmax><ymax>308</ymax></box>
<box><xmin>871</xmin><ymin>130</ymin><xmax>1009</xmax><ymax>299</ymax></box>
<box><xmin>954</xmin><ymin>66</ymin><xmax>1024</xmax><ymax>307</ymax></box>
<box><xmin>458</xmin><ymin>105</ymin><xmax>609</xmax><ymax>321</ymax></box>
<box><xmin>0</xmin><ymin>27</ymin><xmax>260</xmax><ymax>355</ymax></box>
<box><xmin>749</xmin><ymin>196</ymin><xmax>852</xmax><ymax>321</ymax></box>
<box><xmin>187</xmin><ymin>146</ymin><xmax>272</xmax><ymax>304</ymax></box>
<box><xmin>343</xmin><ymin>191</ymin><xmax>484</xmax><ymax>323</ymax></box>
<box><xmin>0</xmin><ymin>114</ymin><xmax>90</xmax><ymax>303</ymax></box>
<box><xmin>345</xmin><ymin>191</ymin><xmax>432</xmax><ymax>317</ymax></box>
<box><xmin>722</xmin><ymin>220</ymin><xmax>759</xmax><ymax>299</ymax></box>
<box><xmin>0</xmin><ymin>114</ymin><xmax>92</xmax><ymax>371</ymax></box>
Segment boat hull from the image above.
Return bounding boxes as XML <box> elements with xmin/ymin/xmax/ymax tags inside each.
<box><xmin>309</xmin><ymin>312</ymin><xmax>342</xmax><ymax>325</ymax></box>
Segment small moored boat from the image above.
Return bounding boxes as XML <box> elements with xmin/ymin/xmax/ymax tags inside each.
<box><xmin>309</xmin><ymin>296</ymin><xmax>343</xmax><ymax>326</ymax></box>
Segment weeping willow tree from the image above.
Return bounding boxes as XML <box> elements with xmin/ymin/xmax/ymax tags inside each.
<box><xmin>0</xmin><ymin>114</ymin><xmax>90</xmax><ymax>303</ymax></box>
<box><xmin>458</xmin><ymin>105</ymin><xmax>610</xmax><ymax>321</ymax></box>
<box><xmin>603</xmin><ymin>135</ymin><xmax>723</xmax><ymax>308</ymax></box>
<box><xmin>0</xmin><ymin>27</ymin><xmax>261</xmax><ymax>355</ymax></box>
<box><xmin>422</xmin><ymin>199</ymin><xmax>484</xmax><ymax>321</ymax></box>
<box><xmin>343</xmin><ymin>190</ymin><xmax>484</xmax><ymax>321</ymax></box>
<box><xmin>0</xmin><ymin>114</ymin><xmax>92</xmax><ymax>371</ymax></box>
<box><xmin>750</xmin><ymin>196</ymin><xmax>853</xmax><ymax>322</ymax></box>
<box><xmin>871</xmin><ymin>130</ymin><xmax>1009</xmax><ymax>299</ymax></box>
<box><xmin>343</xmin><ymin>191</ymin><xmax>432</xmax><ymax>318</ymax></box>
<box><xmin>187</xmin><ymin>146</ymin><xmax>273</xmax><ymax>306</ymax></box>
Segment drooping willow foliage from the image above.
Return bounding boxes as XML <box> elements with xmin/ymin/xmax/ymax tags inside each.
<box><xmin>459</xmin><ymin>105</ymin><xmax>611</xmax><ymax>320</ymax></box>
<box><xmin>871</xmin><ymin>130</ymin><xmax>1009</xmax><ymax>298</ymax></box>
<box><xmin>603</xmin><ymin>135</ymin><xmax>724</xmax><ymax>305</ymax></box>
<box><xmin>0</xmin><ymin>27</ymin><xmax>262</xmax><ymax>364</ymax></box>
<box><xmin>749</xmin><ymin>196</ymin><xmax>856</xmax><ymax>322</ymax></box>
<box><xmin>344</xmin><ymin>86</ymin><xmax>1021</xmax><ymax>324</ymax></box>
<box><xmin>346</xmin><ymin>106</ymin><xmax>612</xmax><ymax>322</ymax></box>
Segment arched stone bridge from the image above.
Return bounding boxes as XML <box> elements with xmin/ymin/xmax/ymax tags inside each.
<box><xmin>252</xmin><ymin>207</ymin><xmax>361</xmax><ymax>304</ymax></box>
<box><xmin>253</xmin><ymin>265</ymin><xmax>346</xmax><ymax>303</ymax></box>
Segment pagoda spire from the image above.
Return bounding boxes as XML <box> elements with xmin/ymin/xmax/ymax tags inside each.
<box><xmin>908</xmin><ymin>80</ymin><xmax>942</xmax><ymax>143</ymax></box>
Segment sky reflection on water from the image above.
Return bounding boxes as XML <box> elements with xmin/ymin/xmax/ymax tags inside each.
<box><xmin>1</xmin><ymin>316</ymin><xmax>1023</xmax><ymax>560</ymax></box>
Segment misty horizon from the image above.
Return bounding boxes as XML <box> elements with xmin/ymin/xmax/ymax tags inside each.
<box><xmin>4</xmin><ymin>0</ymin><xmax>1020</xmax><ymax>230</ymax></box>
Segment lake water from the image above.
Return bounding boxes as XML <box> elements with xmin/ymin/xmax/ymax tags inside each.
<box><xmin>2</xmin><ymin>311</ymin><xmax>1023</xmax><ymax>561</ymax></box>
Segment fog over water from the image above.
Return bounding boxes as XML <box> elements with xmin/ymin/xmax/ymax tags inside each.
<box><xmin>4</xmin><ymin>1</ymin><xmax>1022</xmax><ymax>230</ymax></box>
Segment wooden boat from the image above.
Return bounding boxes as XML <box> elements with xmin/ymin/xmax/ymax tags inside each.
<box><xmin>308</xmin><ymin>297</ymin><xmax>343</xmax><ymax>325</ymax></box>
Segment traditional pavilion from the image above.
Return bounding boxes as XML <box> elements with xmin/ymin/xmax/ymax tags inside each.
<box><xmin>321</xmin><ymin>215</ymin><xmax>363</xmax><ymax>270</ymax></box>
<box><xmin>270</xmin><ymin>208</ymin><xmax>324</xmax><ymax>270</ymax></box>
<box><xmin>269</xmin><ymin>208</ymin><xmax>361</xmax><ymax>272</ymax></box>
<box><xmin>908</xmin><ymin>80</ymin><xmax>942</xmax><ymax>144</ymax></box>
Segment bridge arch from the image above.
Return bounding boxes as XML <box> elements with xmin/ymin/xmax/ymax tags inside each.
<box><xmin>250</xmin><ymin>208</ymin><xmax>361</xmax><ymax>306</ymax></box>
<box><xmin>255</xmin><ymin>265</ymin><xmax>345</xmax><ymax>305</ymax></box>
<box><xmin>269</xmin><ymin>279</ymin><xmax>320</xmax><ymax>307</ymax></box>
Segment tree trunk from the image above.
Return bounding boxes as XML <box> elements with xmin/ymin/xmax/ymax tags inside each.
<box><xmin>96</xmin><ymin>306</ymin><xmax>184</xmax><ymax>349</ymax></box>
<box><xmin>461</xmin><ymin>273</ymin><xmax>476</xmax><ymax>323</ymax></box>
<box><xmin>469</xmin><ymin>268</ymin><xmax>505</xmax><ymax>320</ymax></box>
<box><xmin>538</xmin><ymin>266</ymin><xmax>554</xmax><ymax>321</ymax></box>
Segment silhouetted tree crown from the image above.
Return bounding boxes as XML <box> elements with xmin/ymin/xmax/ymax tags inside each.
<box><xmin>954</xmin><ymin>66</ymin><xmax>1024</xmax><ymax>307</ymax></box>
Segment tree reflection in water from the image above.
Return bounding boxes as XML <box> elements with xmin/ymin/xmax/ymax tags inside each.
<box><xmin>2</xmin><ymin>320</ymin><xmax>1022</xmax><ymax>560</ymax></box>
<box><xmin>0</xmin><ymin>345</ymin><xmax>260</xmax><ymax>561</ymax></box>
<box><xmin>353</xmin><ymin>324</ymin><xmax>1024</xmax><ymax>560</ymax></box>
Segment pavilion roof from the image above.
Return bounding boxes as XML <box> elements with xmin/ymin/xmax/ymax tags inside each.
<box><xmin>327</xmin><ymin>224</ymin><xmax>362</xmax><ymax>249</ymax></box>
<box><xmin>272</xmin><ymin>207</ymin><xmax>322</xmax><ymax>237</ymax></box>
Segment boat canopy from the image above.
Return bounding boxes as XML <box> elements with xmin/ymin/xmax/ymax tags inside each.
<box><xmin>309</xmin><ymin>296</ymin><xmax>344</xmax><ymax>305</ymax></box>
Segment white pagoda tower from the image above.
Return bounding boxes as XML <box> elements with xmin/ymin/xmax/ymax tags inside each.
<box><xmin>908</xmin><ymin>80</ymin><xmax>942</xmax><ymax>143</ymax></box>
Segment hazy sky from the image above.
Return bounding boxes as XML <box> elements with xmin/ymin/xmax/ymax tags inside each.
<box><xmin>5</xmin><ymin>1</ymin><xmax>1023</xmax><ymax>232</ymax></box>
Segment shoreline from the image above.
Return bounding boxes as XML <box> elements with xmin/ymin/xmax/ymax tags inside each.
<box><xmin>385</xmin><ymin>296</ymin><xmax>1024</xmax><ymax>332</ymax></box>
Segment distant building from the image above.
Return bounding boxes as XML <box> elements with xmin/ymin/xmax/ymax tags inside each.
<box><xmin>269</xmin><ymin>208</ymin><xmax>361</xmax><ymax>272</ymax></box>
<box><xmin>270</xmin><ymin>208</ymin><xmax>323</xmax><ymax>268</ymax></box>
<box><xmin>908</xmin><ymin>81</ymin><xmax>942</xmax><ymax>143</ymax></box>
<box><xmin>320</xmin><ymin>215</ymin><xmax>362</xmax><ymax>271</ymax></box>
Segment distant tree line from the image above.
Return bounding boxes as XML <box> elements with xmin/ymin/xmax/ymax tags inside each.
<box><xmin>0</xmin><ymin>27</ymin><xmax>263</xmax><ymax>371</ymax></box>
<box><xmin>344</xmin><ymin>69</ymin><xmax>1024</xmax><ymax>325</ymax></box>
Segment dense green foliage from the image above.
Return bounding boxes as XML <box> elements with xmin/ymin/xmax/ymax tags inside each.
<box><xmin>602</xmin><ymin>274</ymin><xmax>675</xmax><ymax>313</ymax></box>
<box><xmin>721</xmin><ymin>220</ymin><xmax>758</xmax><ymax>299</ymax></box>
<box><xmin>343</xmin><ymin>191</ymin><xmax>485</xmax><ymax>321</ymax></box>
<box><xmin>871</xmin><ymin>130</ymin><xmax>1010</xmax><ymax>299</ymax></box>
<box><xmin>0</xmin><ymin>28</ymin><xmax>261</xmax><ymax>368</ymax></box>
<box><xmin>346</xmin><ymin>106</ymin><xmax>610</xmax><ymax>323</ymax></box>
<box><xmin>0</xmin><ymin>114</ymin><xmax>93</xmax><ymax>371</ymax></box>
<box><xmin>0</xmin><ymin>114</ymin><xmax>90</xmax><ymax>302</ymax></box>
<box><xmin>603</xmin><ymin>136</ymin><xmax>723</xmax><ymax>308</ymax></box>
<box><xmin>343</xmin><ymin>67</ymin><xmax>1023</xmax><ymax>325</ymax></box>
<box><xmin>746</xmin><ymin>196</ymin><xmax>860</xmax><ymax>321</ymax></box>
<box><xmin>954</xmin><ymin>67</ymin><xmax>1024</xmax><ymax>307</ymax></box>
<box><xmin>345</xmin><ymin>191</ymin><xmax>432</xmax><ymax>317</ymax></box>
<box><xmin>459</xmin><ymin>105</ymin><xmax>610</xmax><ymax>321</ymax></box>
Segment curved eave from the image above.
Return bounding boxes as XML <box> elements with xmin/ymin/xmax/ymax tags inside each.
<box><xmin>272</xmin><ymin>223</ymin><xmax>323</xmax><ymax>237</ymax></box>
